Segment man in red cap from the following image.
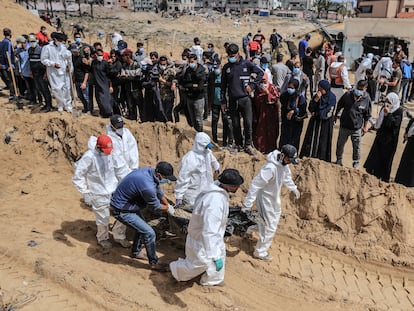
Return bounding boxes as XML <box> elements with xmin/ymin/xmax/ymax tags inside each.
<box><xmin>73</xmin><ymin>135</ymin><xmax>130</xmax><ymax>249</ymax></box>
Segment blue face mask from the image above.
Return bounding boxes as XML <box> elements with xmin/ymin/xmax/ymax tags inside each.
<box><xmin>261</xmin><ymin>63</ymin><xmax>268</xmax><ymax>70</ymax></box>
<box><xmin>159</xmin><ymin>179</ymin><xmax>168</xmax><ymax>184</ymax></box>
<box><xmin>75</xmin><ymin>38</ymin><xmax>81</xmax><ymax>44</ymax></box>
<box><xmin>141</xmin><ymin>64</ymin><xmax>147</xmax><ymax>70</ymax></box>
<box><xmin>214</xmin><ymin>68</ymin><xmax>221</xmax><ymax>75</ymax></box>
<box><xmin>354</xmin><ymin>89</ymin><xmax>363</xmax><ymax>97</ymax></box>
<box><xmin>260</xmin><ymin>83</ymin><xmax>267</xmax><ymax>89</ymax></box>
<box><xmin>287</xmin><ymin>88</ymin><xmax>296</xmax><ymax>95</ymax></box>
<box><xmin>293</xmin><ymin>68</ymin><xmax>300</xmax><ymax>75</ymax></box>
<box><xmin>205</xmin><ymin>142</ymin><xmax>214</xmax><ymax>149</ymax></box>
<box><xmin>189</xmin><ymin>63</ymin><xmax>196</xmax><ymax>69</ymax></box>
<box><xmin>138</xmin><ymin>48</ymin><xmax>144</xmax><ymax>53</ymax></box>
<box><xmin>208</xmin><ymin>48</ymin><xmax>212</xmax><ymax>52</ymax></box>
<box><xmin>228</xmin><ymin>56</ymin><xmax>237</xmax><ymax>63</ymax></box>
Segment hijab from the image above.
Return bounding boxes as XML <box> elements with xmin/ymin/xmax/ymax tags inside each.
<box><xmin>375</xmin><ymin>92</ymin><xmax>400</xmax><ymax>129</ymax></box>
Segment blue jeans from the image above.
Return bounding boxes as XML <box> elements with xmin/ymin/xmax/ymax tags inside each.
<box><xmin>113</xmin><ymin>209</ymin><xmax>158</xmax><ymax>264</ymax></box>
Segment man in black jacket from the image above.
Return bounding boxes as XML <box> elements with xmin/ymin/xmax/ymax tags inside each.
<box><xmin>220</xmin><ymin>43</ymin><xmax>264</xmax><ymax>155</ymax></box>
<box><xmin>334</xmin><ymin>80</ymin><xmax>372</xmax><ymax>168</ymax></box>
<box><xmin>181</xmin><ymin>53</ymin><xmax>206</xmax><ymax>132</ymax></box>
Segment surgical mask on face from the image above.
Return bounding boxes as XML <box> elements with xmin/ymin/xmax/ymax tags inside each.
<box><xmin>115</xmin><ymin>128</ymin><xmax>124</xmax><ymax>136</ymax></box>
<box><xmin>159</xmin><ymin>65</ymin><xmax>166</xmax><ymax>70</ymax></box>
<box><xmin>287</xmin><ymin>88</ymin><xmax>296</xmax><ymax>95</ymax></box>
<box><xmin>214</xmin><ymin>68</ymin><xmax>221</xmax><ymax>75</ymax></box>
<box><xmin>16</xmin><ymin>43</ymin><xmax>22</xmax><ymax>49</ymax></box>
<box><xmin>261</xmin><ymin>63</ymin><xmax>268</xmax><ymax>69</ymax></box>
<box><xmin>354</xmin><ymin>89</ymin><xmax>363</xmax><ymax>97</ymax></box>
<box><xmin>141</xmin><ymin>64</ymin><xmax>147</xmax><ymax>70</ymax></box>
<box><xmin>75</xmin><ymin>38</ymin><xmax>81</xmax><ymax>44</ymax></box>
<box><xmin>205</xmin><ymin>142</ymin><xmax>214</xmax><ymax>149</ymax></box>
<box><xmin>189</xmin><ymin>63</ymin><xmax>196</xmax><ymax>69</ymax></box>
<box><xmin>138</xmin><ymin>48</ymin><xmax>144</xmax><ymax>53</ymax></box>
<box><xmin>397</xmin><ymin>48</ymin><xmax>401</xmax><ymax>52</ymax></box>
<box><xmin>293</xmin><ymin>67</ymin><xmax>300</xmax><ymax>75</ymax></box>
<box><xmin>260</xmin><ymin>83</ymin><xmax>267</xmax><ymax>89</ymax></box>
<box><xmin>228</xmin><ymin>56</ymin><xmax>237</xmax><ymax>63</ymax></box>
<box><xmin>97</xmin><ymin>55</ymin><xmax>104</xmax><ymax>62</ymax></box>
<box><xmin>159</xmin><ymin>179</ymin><xmax>168</xmax><ymax>184</ymax></box>
<box><xmin>30</xmin><ymin>42</ymin><xmax>37</xmax><ymax>48</ymax></box>
<box><xmin>208</xmin><ymin>48</ymin><xmax>212</xmax><ymax>52</ymax></box>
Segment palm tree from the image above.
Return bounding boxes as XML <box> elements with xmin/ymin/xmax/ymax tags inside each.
<box><xmin>313</xmin><ymin>0</ymin><xmax>330</xmax><ymax>19</ymax></box>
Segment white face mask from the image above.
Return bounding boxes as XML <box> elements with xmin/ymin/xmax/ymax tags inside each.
<box><xmin>30</xmin><ymin>42</ymin><xmax>37</xmax><ymax>48</ymax></box>
<box><xmin>16</xmin><ymin>43</ymin><xmax>22</xmax><ymax>49</ymax></box>
<box><xmin>97</xmin><ymin>56</ymin><xmax>104</xmax><ymax>62</ymax></box>
<box><xmin>159</xmin><ymin>65</ymin><xmax>166</xmax><ymax>70</ymax></box>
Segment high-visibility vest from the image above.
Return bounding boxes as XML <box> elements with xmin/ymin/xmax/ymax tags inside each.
<box><xmin>329</xmin><ymin>64</ymin><xmax>344</xmax><ymax>85</ymax></box>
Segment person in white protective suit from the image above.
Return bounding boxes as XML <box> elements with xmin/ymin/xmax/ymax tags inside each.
<box><xmin>170</xmin><ymin>169</ymin><xmax>244</xmax><ymax>286</ymax></box>
<box><xmin>40</xmin><ymin>32</ymin><xmax>73</xmax><ymax>113</ymax></box>
<box><xmin>72</xmin><ymin>135</ymin><xmax>131</xmax><ymax>249</ymax></box>
<box><xmin>174</xmin><ymin>132</ymin><xmax>220</xmax><ymax>209</ymax></box>
<box><xmin>354</xmin><ymin>53</ymin><xmax>373</xmax><ymax>84</ymax></box>
<box><xmin>106</xmin><ymin>114</ymin><xmax>139</xmax><ymax>170</ymax></box>
<box><xmin>242</xmin><ymin>144</ymin><xmax>300</xmax><ymax>261</ymax></box>
<box><xmin>111</xmin><ymin>32</ymin><xmax>123</xmax><ymax>51</ymax></box>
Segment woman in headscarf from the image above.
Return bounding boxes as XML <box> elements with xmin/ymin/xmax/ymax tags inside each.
<box><xmin>394</xmin><ymin>115</ymin><xmax>414</xmax><ymax>187</ymax></box>
<box><xmin>279</xmin><ymin>78</ymin><xmax>307</xmax><ymax>150</ymax></box>
<box><xmin>253</xmin><ymin>73</ymin><xmax>280</xmax><ymax>154</ymax></box>
<box><xmin>363</xmin><ymin>92</ymin><xmax>403</xmax><ymax>182</ymax></box>
<box><xmin>300</xmin><ymin>80</ymin><xmax>336</xmax><ymax>162</ymax></box>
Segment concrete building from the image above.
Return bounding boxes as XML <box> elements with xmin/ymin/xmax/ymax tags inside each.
<box><xmin>166</xmin><ymin>0</ymin><xmax>194</xmax><ymax>11</ymax></box>
<box><xmin>356</xmin><ymin>0</ymin><xmax>414</xmax><ymax>17</ymax></box>
<box><xmin>343</xmin><ymin>18</ymin><xmax>413</xmax><ymax>66</ymax></box>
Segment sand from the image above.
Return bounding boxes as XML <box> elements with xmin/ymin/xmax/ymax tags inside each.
<box><xmin>1</xmin><ymin>2</ymin><xmax>414</xmax><ymax>310</ymax></box>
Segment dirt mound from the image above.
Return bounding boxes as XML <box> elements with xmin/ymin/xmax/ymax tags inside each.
<box><xmin>0</xmin><ymin>0</ymin><xmax>54</xmax><ymax>37</ymax></box>
<box><xmin>284</xmin><ymin>158</ymin><xmax>414</xmax><ymax>265</ymax></box>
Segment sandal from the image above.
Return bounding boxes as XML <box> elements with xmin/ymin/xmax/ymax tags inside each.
<box><xmin>150</xmin><ymin>262</ymin><xmax>170</xmax><ymax>272</ymax></box>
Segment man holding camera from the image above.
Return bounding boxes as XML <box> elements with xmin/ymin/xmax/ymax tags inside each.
<box><xmin>334</xmin><ymin>80</ymin><xmax>372</xmax><ymax>169</ymax></box>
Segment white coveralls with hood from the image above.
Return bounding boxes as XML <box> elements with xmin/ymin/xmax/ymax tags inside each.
<box><xmin>40</xmin><ymin>40</ymin><xmax>73</xmax><ymax>112</ymax></box>
<box><xmin>354</xmin><ymin>53</ymin><xmax>373</xmax><ymax>83</ymax></box>
<box><xmin>106</xmin><ymin>124</ymin><xmax>139</xmax><ymax>170</ymax></box>
<box><xmin>72</xmin><ymin>136</ymin><xmax>130</xmax><ymax>243</ymax></box>
<box><xmin>170</xmin><ymin>182</ymin><xmax>229</xmax><ymax>286</ymax></box>
<box><xmin>175</xmin><ymin>132</ymin><xmax>220</xmax><ymax>207</ymax></box>
<box><xmin>243</xmin><ymin>150</ymin><xmax>299</xmax><ymax>258</ymax></box>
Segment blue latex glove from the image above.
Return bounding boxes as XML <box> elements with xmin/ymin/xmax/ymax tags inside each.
<box><xmin>214</xmin><ymin>258</ymin><xmax>223</xmax><ymax>272</ymax></box>
<box><xmin>176</xmin><ymin>199</ymin><xmax>182</xmax><ymax>206</ymax></box>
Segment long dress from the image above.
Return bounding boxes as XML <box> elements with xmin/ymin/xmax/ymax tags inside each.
<box><xmin>395</xmin><ymin>119</ymin><xmax>414</xmax><ymax>187</ymax></box>
<box><xmin>91</xmin><ymin>59</ymin><xmax>113</xmax><ymax>117</ymax></box>
<box><xmin>300</xmin><ymin>91</ymin><xmax>336</xmax><ymax>162</ymax></box>
<box><xmin>253</xmin><ymin>84</ymin><xmax>280</xmax><ymax>154</ymax></box>
<box><xmin>364</xmin><ymin>107</ymin><xmax>403</xmax><ymax>182</ymax></box>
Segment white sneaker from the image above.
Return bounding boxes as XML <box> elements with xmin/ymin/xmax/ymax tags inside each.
<box><xmin>253</xmin><ymin>252</ymin><xmax>273</xmax><ymax>261</ymax></box>
<box><xmin>114</xmin><ymin>239</ymin><xmax>130</xmax><ymax>248</ymax></box>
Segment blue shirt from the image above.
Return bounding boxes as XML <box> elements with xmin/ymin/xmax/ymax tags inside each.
<box><xmin>298</xmin><ymin>39</ymin><xmax>308</xmax><ymax>58</ymax></box>
<box><xmin>110</xmin><ymin>167</ymin><xmax>164</xmax><ymax>212</ymax></box>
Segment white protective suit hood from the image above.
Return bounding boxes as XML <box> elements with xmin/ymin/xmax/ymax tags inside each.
<box><xmin>174</xmin><ymin>132</ymin><xmax>220</xmax><ymax>205</ymax></box>
<box><xmin>106</xmin><ymin>124</ymin><xmax>139</xmax><ymax>170</ymax></box>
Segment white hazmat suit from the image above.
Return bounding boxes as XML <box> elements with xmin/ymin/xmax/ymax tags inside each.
<box><xmin>40</xmin><ymin>41</ymin><xmax>73</xmax><ymax>112</ymax></box>
<box><xmin>106</xmin><ymin>124</ymin><xmax>139</xmax><ymax>170</ymax></box>
<box><xmin>170</xmin><ymin>182</ymin><xmax>229</xmax><ymax>286</ymax></box>
<box><xmin>243</xmin><ymin>150</ymin><xmax>299</xmax><ymax>258</ymax></box>
<box><xmin>72</xmin><ymin>136</ymin><xmax>130</xmax><ymax>242</ymax></box>
<box><xmin>354</xmin><ymin>53</ymin><xmax>373</xmax><ymax>83</ymax></box>
<box><xmin>175</xmin><ymin>132</ymin><xmax>220</xmax><ymax>206</ymax></box>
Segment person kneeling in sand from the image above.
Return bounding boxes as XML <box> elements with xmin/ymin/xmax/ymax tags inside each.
<box><xmin>170</xmin><ymin>169</ymin><xmax>244</xmax><ymax>286</ymax></box>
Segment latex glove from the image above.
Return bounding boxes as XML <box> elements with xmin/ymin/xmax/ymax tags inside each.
<box><xmin>167</xmin><ymin>204</ymin><xmax>175</xmax><ymax>216</ymax></box>
<box><xmin>214</xmin><ymin>258</ymin><xmax>223</xmax><ymax>272</ymax></box>
<box><xmin>293</xmin><ymin>189</ymin><xmax>300</xmax><ymax>200</ymax></box>
<box><xmin>215</xmin><ymin>168</ymin><xmax>221</xmax><ymax>175</ymax></box>
<box><xmin>83</xmin><ymin>192</ymin><xmax>92</xmax><ymax>206</ymax></box>
<box><xmin>175</xmin><ymin>199</ymin><xmax>182</xmax><ymax>206</ymax></box>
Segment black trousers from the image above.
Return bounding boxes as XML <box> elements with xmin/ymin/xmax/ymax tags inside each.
<box><xmin>33</xmin><ymin>72</ymin><xmax>52</xmax><ymax>108</ymax></box>
<box><xmin>228</xmin><ymin>96</ymin><xmax>253</xmax><ymax>147</ymax></box>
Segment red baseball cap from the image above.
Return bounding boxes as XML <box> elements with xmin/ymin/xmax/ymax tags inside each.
<box><xmin>96</xmin><ymin>135</ymin><xmax>113</xmax><ymax>155</ymax></box>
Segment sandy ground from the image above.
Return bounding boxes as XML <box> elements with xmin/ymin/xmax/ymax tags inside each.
<box><xmin>1</xmin><ymin>2</ymin><xmax>414</xmax><ymax>310</ymax></box>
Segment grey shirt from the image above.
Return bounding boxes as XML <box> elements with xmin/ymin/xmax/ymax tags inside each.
<box><xmin>271</xmin><ymin>62</ymin><xmax>291</xmax><ymax>90</ymax></box>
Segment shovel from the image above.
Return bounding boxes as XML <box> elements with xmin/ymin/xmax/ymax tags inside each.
<box><xmin>6</xmin><ymin>51</ymin><xmax>23</xmax><ymax>109</ymax></box>
<box><xmin>67</xmin><ymin>59</ymin><xmax>82</xmax><ymax>117</ymax></box>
